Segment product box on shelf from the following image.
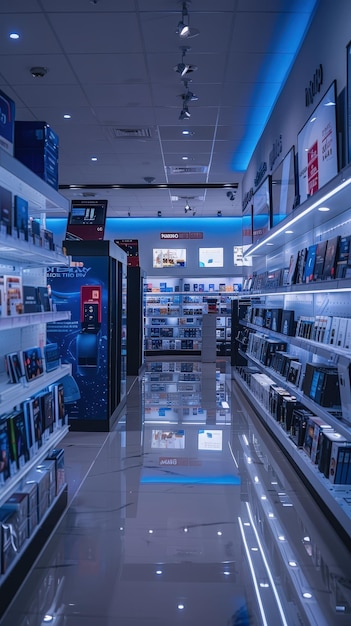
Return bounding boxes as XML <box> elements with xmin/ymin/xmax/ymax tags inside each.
<box><xmin>19</xmin><ymin>481</ymin><xmax>38</xmax><ymax>536</ymax></box>
<box><xmin>0</xmin><ymin>417</ymin><xmax>10</xmax><ymax>485</ymax></box>
<box><xmin>0</xmin><ymin>509</ymin><xmax>18</xmax><ymax>574</ymax></box>
<box><xmin>46</xmin><ymin>448</ymin><xmax>65</xmax><ymax>495</ymax></box>
<box><xmin>328</xmin><ymin>441</ymin><xmax>351</xmax><ymax>484</ymax></box>
<box><xmin>24</xmin><ymin>466</ymin><xmax>50</xmax><ymax>523</ymax></box>
<box><xmin>0</xmin><ymin>89</ymin><xmax>15</xmax><ymax>155</ymax></box>
<box><xmin>302</xmin><ymin>363</ymin><xmax>341</xmax><ymax>408</ymax></box>
<box><xmin>302</xmin><ymin>416</ymin><xmax>333</xmax><ymax>462</ymax></box>
<box><xmin>1</xmin><ymin>492</ymin><xmax>29</xmax><ymax>552</ymax></box>
<box><xmin>289</xmin><ymin>407</ymin><xmax>314</xmax><ymax>447</ymax></box>
<box><xmin>335</xmin><ymin>235</ymin><xmax>351</xmax><ymax>278</ymax></box>
<box><xmin>36</xmin><ymin>459</ymin><xmax>56</xmax><ymax>506</ymax></box>
<box><xmin>281</xmin><ymin>397</ymin><xmax>302</xmax><ymax>432</ymax></box>
<box><xmin>280</xmin><ymin>310</ymin><xmax>295</xmax><ymax>336</ymax></box>
<box><xmin>22</xmin><ymin>285</ymin><xmax>41</xmax><ymax>313</ymax></box>
<box><xmin>318</xmin><ymin>431</ymin><xmax>348</xmax><ymax>478</ymax></box>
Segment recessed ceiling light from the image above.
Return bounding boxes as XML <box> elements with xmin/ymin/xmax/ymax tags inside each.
<box><xmin>156</xmin><ymin>570</ymin><xmax>162</xmax><ymax>575</ymax></box>
<box><xmin>266</xmin><ymin>242</ymin><xmax>274</xmax><ymax>246</ymax></box>
<box><xmin>303</xmin><ymin>592</ymin><xmax>312</xmax><ymax>599</ymax></box>
<box><xmin>177</xmin><ymin>604</ymin><xmax>185</xmax><ymax>610</ymax></box>
<box><xmin>9</xmin><ymin>32</ymin><xmax>20</xmax><ymax>40</ymax></box>
<box><xmin>318</xmin><ymin>206</ymin><xmax>330</xmax><ymax>211</ymax></box>
<box><xmin>91</xmin><ymin>156</ymin><xmax>98</xmax><ymax>161</ymax></box>
<box><xmin>285</xmin><ymin>230</ymin><xmax>294</xmax><ymax>234</ymax></box>
<box><xmin>278</xmin><ymin>535</ymin><xmax>285</xmax><ymax>541</ymax></box>
<box><xmin>182</xmin><ymin>156</ymin><xmax>189</xmax><ymax>160</ymax></box>
<box><xmin>288</xmin><ymin>560</ymin><xmax>298</xmax><ymax>567</ymax></box>
<box><xmin>64</xmin><ymin>114</ymin><xmax>71</xmax><ymax>119</ymax></box>
<box><xmin>217</xmin><ymin>531</ymin><xmax>222</xmax><ymax>536</ymax></box>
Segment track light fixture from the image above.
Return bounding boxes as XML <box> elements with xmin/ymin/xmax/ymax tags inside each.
<box><xmin>176</xmin><ymin>1</ymin><xmax>200</xmax><ymax>39</ymax></box>
<box><xmin>179</xmin><ymin>105</ymin><xmax>191</xmax><ymax>120</ymax></box>
<box><xmin>173</xmin><ymin>46</ymin><xmax>197</xmax><ymax>78</ymax></box>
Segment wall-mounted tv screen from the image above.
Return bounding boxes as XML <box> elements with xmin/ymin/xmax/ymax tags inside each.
<box><xmin>271</xmin><ymin>147</ymin><xmax>296</xmax><ymax>227</ymax></box>
<box><xmin>297</xmin><ymin>81</ymin><xmax>338</xmax><ymax>204</ymax></box>
<box><xmin>153</xmin><ymin>248</ymin><xmax>186</xmax><ymax>268</ymax></box>
<box><xmin>199</xmin><ymin>247</ymin><xmax>223</xmax><ymax>267</ymax></box>
<box><xmin>252</xmin><ymin>176</ymin><xmax>271</xmax><ymax>244</ymax></box>
<box><xmin>151</xmin><ymin>429</ymin><xmax>185</xmax><ymax>449</ymax></box>
<box><xmin>198</xmin><ymin>429</ymin><xmax>223</xmax><ymax>451</ymax></box>
<box><xmin>242</xmin><ymin>204</ymin><xmax>253</xmax><ymax>246</ymax></box>
<box><xmin>233</xmin><ymin>245</ymin><xmax>252</xmax><ymax>267</ymax></box>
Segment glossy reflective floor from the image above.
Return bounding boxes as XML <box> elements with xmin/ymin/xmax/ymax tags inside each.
<box><xmin>1</xmin><ymin>359</ymin><xmax>351</xmax><ymax>626</ymax></box>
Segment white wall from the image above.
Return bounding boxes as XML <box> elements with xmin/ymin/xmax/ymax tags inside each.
<box><xmin>48</xmin><ymin>216</ymin><xmax>244</xmax><ymax>278</ymax></box>
<box><xmin>243</xmin><ymin>0</ymin><xmax>351</xmax><ymax>199</ymax></box>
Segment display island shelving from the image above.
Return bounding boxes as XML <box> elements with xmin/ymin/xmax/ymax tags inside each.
<box><xmin>233</xmin><ymin>162</ymin><xmax>351</xmax><ymax>547</ymax></box>
<box><xmin>144</xmin><ymin>277</ymin><xmax>240</xmax><ymax>357</ymax></box>
<box><xmin>0</xmin><ymin>148</ymin><xmax>71</xmax><ymax>615</ymax></box>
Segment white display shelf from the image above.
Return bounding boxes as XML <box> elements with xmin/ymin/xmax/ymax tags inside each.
<box><xmin>244</xmin><ymin>162</ymin><xmax>351</xmax><ymax>257</ymax></box>
<box><xmin>0</xmin><ymin>425</ymin><xmax>69</xmax><ymax>507</ymax></box>
<box><xmin>0</xmin><ymin>231</ymin><xmax>68</xmax><ymax>267</ymax></box>
<box><xmin>233</xmin><ymin>371</ymin><xmax>351</xmax><ymax>540</ymax></box>
<box><xmin>240</xmin><ymin>278</ymin><xmax>351</xmax><ymax>298</ymax></box>
<box><xmin>242</xmin><ymin>350</ymin><xmax>351</xmax><ymax>439</ymax></box>
<box><xmin>0</xmin><ymin>148</ymin><xmax>69</xmax><ymax>217</ymax></box>
<box><xmin>0</xmin><ymin>481</ymin><xmax>68</xmax><ymax>589</ymax></box>
<box><xmin>0</xmin><ymin>362</ymin><xmax>71</xmax><ymax>414</ymax></box>
<box><xmin>0</xmin><ymin>310</ymin><xmax>71</xmax><ymax>331</ymax></box>
<box><xmin>240</xmin><ymin>320</ymin><xmax>351</xmax><ymax>361</ymax></box>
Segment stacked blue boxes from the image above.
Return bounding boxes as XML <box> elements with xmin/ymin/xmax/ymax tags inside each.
<box><xmin>14</xmin><ymin>121</ymin><xmax>59</xmax><ymax>189</ymax></box>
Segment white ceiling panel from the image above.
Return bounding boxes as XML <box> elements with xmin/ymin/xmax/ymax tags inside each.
<box><xmin>1</xmin><ymin>0</ymin><xmax>319</xmax><ymax>217</ymax></box>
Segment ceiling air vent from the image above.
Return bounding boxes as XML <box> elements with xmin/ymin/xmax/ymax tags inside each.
<box><xmin>166</xmin><ymin>165</ymin><xmax>208</xmax><ymax>174</ymax></box>
<box><xmin>111</xmin><ymin>127</ymin><xmax>154</xmax><ymax>139</ymax></box>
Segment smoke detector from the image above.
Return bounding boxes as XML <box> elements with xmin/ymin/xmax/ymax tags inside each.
<box><xmin>30</xmin><ymin>66</ymin><xmax>48</xmax><ymax>78</ymax></box>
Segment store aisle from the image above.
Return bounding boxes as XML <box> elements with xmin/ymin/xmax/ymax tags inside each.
<box><xmin>1</xmin><ymin>359</ymin><xmax>351</xmax><ymax>626</ymax></box>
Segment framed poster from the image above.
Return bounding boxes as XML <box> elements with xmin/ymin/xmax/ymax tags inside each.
<box><xmin>297</xmin><ymin>81</ymin><xmax>338</xmax><ymax>204</ymax></box>
<box><xmin>252</xmin><ymin>176</ymin><xmax>271</xmax><ymax>244</ymax></box>
<box><xmin>271</xmin><ymin>147</ymin><xmax>296</xmax><ymax>226</ymax></box>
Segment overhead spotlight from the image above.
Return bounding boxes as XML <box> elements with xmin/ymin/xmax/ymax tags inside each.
<box><xmin>173</xmin><ymin>46</ymin><xmax>197</xmax><ymax>77</ymax></box>
<box><xmin>176</xmin><ymin>1</ymin><xmax>200</xmax><ymax>39</ymax></box>
<box><xmin>217</xmin><ymin>210</ymin><xmax>222</xmax><ymax>217</ymax></box>
<box><xmin>157</xmin><ymin>210</ymin><xmax>162</xmax><ymax>217</ymax></box>
<box><xmin>184</xmin><ymin>201</ymin><xmax>191</xmax><ymax>213</ymax></box>
<box><xmin>179</xmin><ymin>105</ymin><xmax>191</xmax><ymax>120</ymax></box>
<box><xmin>182</xmin><ymin>90</ymin><xmax>198</xmax><ymax>103</ymax></box>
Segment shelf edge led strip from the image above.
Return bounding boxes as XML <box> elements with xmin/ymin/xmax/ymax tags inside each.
<box><xmin>245</xmin><ymin>175</ymin><xmax>351</xmax><ymax>257</ymax></box>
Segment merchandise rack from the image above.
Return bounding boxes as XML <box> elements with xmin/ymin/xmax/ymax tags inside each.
<box><xmin>233</xmin><ymin>162</ymin><xmax>351</xmax><ymax>548</ymax></box>
<box><xmin>0</xmin><ymin>147</ymin><xmax>71</xmax><ymax>613</ymax></box>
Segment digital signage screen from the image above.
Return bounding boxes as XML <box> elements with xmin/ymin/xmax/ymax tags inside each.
<box><xmin>242</xmin><ymin>204</ymin><xmax>253</xmax><ymax>247</ymax></box>
<box><xmin>297</xmin><ymin>81</ymin><xmax>338</xmax><ymax>204</ymax></box>
<box><xmin>199</xmin><ymin>247</ymin><xmax>223</xmax><ymax>268</ymax></box>
<box><xmin>271</xmin><ymin>147</ymin><xmax>296</xmax><ymax>227</ymax></box>
<box><xmin>252</xmin><ymin>176</ymin><xmax>271</xmax><ymax>244</ymax></box>
<box><xmin>153</xmin><ymin>248</ymin><xmax>186</xmax><ymax>268</ymax></box>
<box><xmin>66</xmin><ymin>199</ymin><xmax>107</xmax><ymax>240</ymax></box>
